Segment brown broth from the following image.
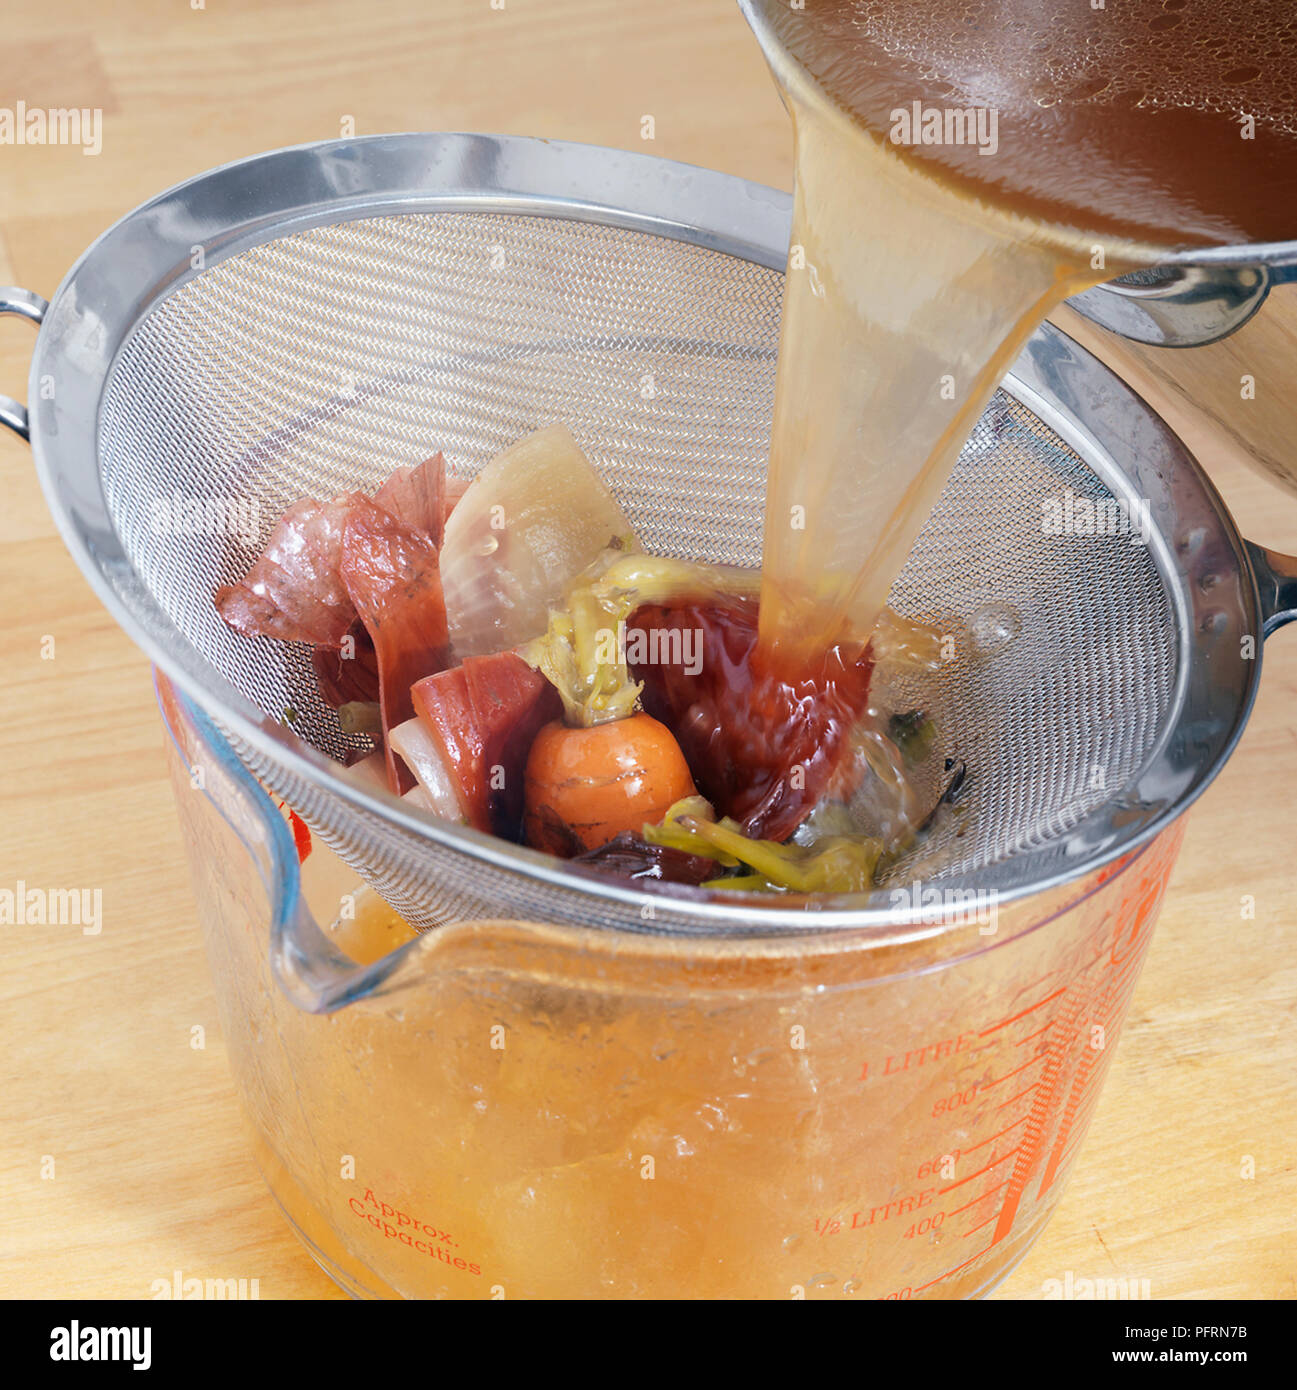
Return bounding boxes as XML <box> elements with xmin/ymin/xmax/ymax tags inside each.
<box><xmin>755</xmin><ymin>0</ymin><xmax>1297</xmax><ymax>247</ymax></box>
<box><xmin>746</xmin><ymin>0</ymin><xmax>1297</xmax><ymax>659</ymax></box>
<box><xmin>630</xmin><ymin>594</ymin><xmax>875</xmax><ymax>840</ymax></box>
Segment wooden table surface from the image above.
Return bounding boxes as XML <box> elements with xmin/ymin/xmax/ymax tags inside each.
<box><xmin>0</xmin><ymin>0</ymin><xmax>1292</xmax><ymax>1301</ymax></box>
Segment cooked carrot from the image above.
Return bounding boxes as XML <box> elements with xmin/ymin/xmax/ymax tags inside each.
<box><xmin>523</xmin><ymin>713</ymin><xmax>696</xmax><ymax>857</ymax></box>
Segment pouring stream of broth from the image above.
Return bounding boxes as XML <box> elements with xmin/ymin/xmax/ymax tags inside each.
<box><xmin>743</xmin><ymin>0</ymin><xmax>1297</xmax><ymax>662</ymax></box>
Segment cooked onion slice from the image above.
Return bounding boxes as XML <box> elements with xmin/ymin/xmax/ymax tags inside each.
<box><xmin>336</xmin><ymin>750</ymin><xmax>389</xmax><ymax>792</ymax></box>
<box><xmin>388</xmin><ymin>717</ymin><xmax>467</xmax><ymax>824</ymax></box>
<box><xmin>440</xmin><ymin>424</ymin><xmax>638</xmax><ymax>659</ymax></box>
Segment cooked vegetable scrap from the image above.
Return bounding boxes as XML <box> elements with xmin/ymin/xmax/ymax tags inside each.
<box><xmin>312</xmin><ymin>620</ymin><xmax>380</xmax><ymax>708</ymax></box>
<box><xmin>386</xmin><ymin>718</ymin><xmax>468</xmax><ymax>824</ymax></box>
<box><xmin>338</xmin><ymin>501</ymin><xmax>450</xmax><ymax>794</ymax></box>
<box><xmin>440</xmin><ymin>424</ymin><xmax>640</xmax><ymax>660</ymax></box>
<box><xmin>516</xmin><ymin>550</ymin><xmax>767</xmax><ymax>855</ymax></box>
<box><xmin>914</xmin><ymin>757</ymin><xmax>968</xmax><ymax>835</ymax></box>
<box><xmin>888</xmin><ymin>709</ymin><xmax>936</xmax><ymax>766</ymax></box>
<box><xmin>216</xmin><ymin>457</ymin><xmax>460</xmax><ymax>796</ymax></box>
<box><xmin>411</xmin><ymin>652</ymin><xmax>561</xmax><ymax>838</ymax></box>
<box><xmin>523</xmin><ymin>711</ymin><xmax>697</xmax><ymax>857</ymax></box>
<box><xmin>215</xmin><ymin>453</ymin><xmax>452</xmax><ymax>649</ymax></box>
<box><xmin>337</xmin><ymin>701</ymin><xmax>383</xmax><ymax>736</ymax></box>
<box><xmin>644</xmin><ymin>797</ymin><xmax>882</xmax><ymax>894</ymax></box>
<box><xmin>569</xmin><ymin>832</ymin><xmax>718</xmax><ymax>885</ymax></box>
<box><xmin>629</xmin><ymin>594</ymin><xmax>875</xmax><ymax>842</ymax></box>
<box><xmin>216</xmin><ymin>491</ymin><xmax>372</xmax><ymax>647</ymax></box>
<box><xmin>339</xmin><ymin>746</ymin><xmax>449</xmax><ymax>818</ymax></box>
<box><xmin>519</xmin><ymin>550</ymin><xmax>734</xmax><ymax>728</ymax></box>
<box><xmin>371</xmin><ymin>451</ymin><xmax>449</xmax><ymax>545</ymax></box>
<box><xmin>214</xmin><ymin>425</ymin><xmax>947</xmax><ymax>897</ymax></box>
<box><xmin>517</xmin><ymin>543</ymin><xmax>643</xmax><ymax>728</ymax></box>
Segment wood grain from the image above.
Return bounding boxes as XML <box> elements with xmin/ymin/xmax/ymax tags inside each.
<box><xmin>0</xmin><ymin>0</ymin><xmax>1292</xmax><ymax>1301</ymax></box>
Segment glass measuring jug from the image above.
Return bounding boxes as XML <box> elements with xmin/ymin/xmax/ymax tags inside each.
<box><xmin>161</xmin><ymin>673</ymin><xmax>1186</xmax><ymax>1299</ymax></box>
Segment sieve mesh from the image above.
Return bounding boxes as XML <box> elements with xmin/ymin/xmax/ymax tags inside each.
<box><xmin>98</xmin><ymin>210</ymin><xmax>1176</xmax><ymax>931</ymax></box>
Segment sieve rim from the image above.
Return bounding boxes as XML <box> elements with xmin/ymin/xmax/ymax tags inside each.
<box><xmin>25</xmin><ymin>132</ymin><xmax>1264</xmax><ymax>933</ymax></box>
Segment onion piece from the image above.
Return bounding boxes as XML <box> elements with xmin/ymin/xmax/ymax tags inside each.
<box><xmin>338</xmin><ymin>503</ymin><xmax>450</xmax><ymax>795</ymax></box>
<box><xmin>372</xmin><ymin>452</ymin><xmax>448</xmax><ymax>547</ymax></box>
<box><xmin>336</xmin><ymin>750</ymin><xmax>389</xmax><ymax>792</ymax></box>
<box><xmin>335</xmin><ymin>743</ymin><xmax>460</xmax><ymax>823</ymax></box>
<box><xmin>440</xmin><ymin>424</ymin><xmax>638</xmax><ymax>659</ymax></box>
<box><xmin>214</xmin><ymin>492</ymin><xmax>370</xmax><ymax>647</ymax></box>
<box><xmin>388</xmin><ymin>717</ymin><xmax>468</xmax><ymax>824</ymax></box>
<box><xmin>402</xmin><ymin>784</ymin><xmax>435</xmax><ymax>811</ymax></box>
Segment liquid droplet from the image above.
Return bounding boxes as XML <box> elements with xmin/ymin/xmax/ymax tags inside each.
<box><xmin>968</xmin><ymin>602</ymin><xmax>1022</xmax><ymax>659</ymax></box>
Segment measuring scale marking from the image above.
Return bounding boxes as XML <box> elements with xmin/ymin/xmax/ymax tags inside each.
<box><xmin>829</xmin><ymin>828</ymin><xmax>1181</xmax><ymax>1299</ymax></box>
<box><xmin>935</xmin><ymin>837</ymin><xmax>1173</xmax><ymax>1293</ymax></box>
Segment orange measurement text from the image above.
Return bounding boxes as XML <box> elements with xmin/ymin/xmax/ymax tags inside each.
<box><xmin>348</xmin><ymin>1188</ymin><xmax>482</xmax><ymax>1276</ymax></box>
<box><xmin>859</xmin><ymin>1031</ymin><xmax>978</xmax><ymax>1081</ymax></box>
<box><xmin>932</xmin><ymin>1082</ymin><xmax>981</xmax><ymax>1118</ymax></box>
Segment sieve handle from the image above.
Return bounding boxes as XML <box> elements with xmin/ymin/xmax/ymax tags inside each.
<box><xmin>1247</xmin><ymin>541</ymin><xmax>1297</xmax><ymax>638</ymax></box>
<box><xmin>0</xmin><ymin>286</ymin><xmax>48</xmax><ymax>441</ymax></box>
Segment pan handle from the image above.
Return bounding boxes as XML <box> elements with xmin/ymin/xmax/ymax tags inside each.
<box><xmin>1246</xmin><ymin>541</ymin><xmax>1297</xmax><ymax>638</ymax></box>
<box><xmin>0</xmin><ymin>286</ymin><xmax>48</xmax><ymax>442</ymax></box>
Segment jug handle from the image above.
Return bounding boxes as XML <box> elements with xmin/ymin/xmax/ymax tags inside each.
<box><xmin>163</xmin><ymin>678</ymin><xmax>417</xmax><ymax>1014</ymax></box>
<box><xmin>0</xmin><ymin>286</ymin><xmax>48</xmax><ymax>441</ymax></box>
<box><xmin>3</xmin><ymin>285</ymin><xmax>386</xmax><ymax>1011</ymax></box>
<box><xmin>1246</xmin><ymin>541</ymin><xmax>1297</xmax><ymax>638</ymax></box>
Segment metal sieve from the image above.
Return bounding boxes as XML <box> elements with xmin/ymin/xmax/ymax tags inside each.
<box><xmin>5</xmin><ymin>134</ymin><xmax>1295</xmax><ymax>1009</ymax></box>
